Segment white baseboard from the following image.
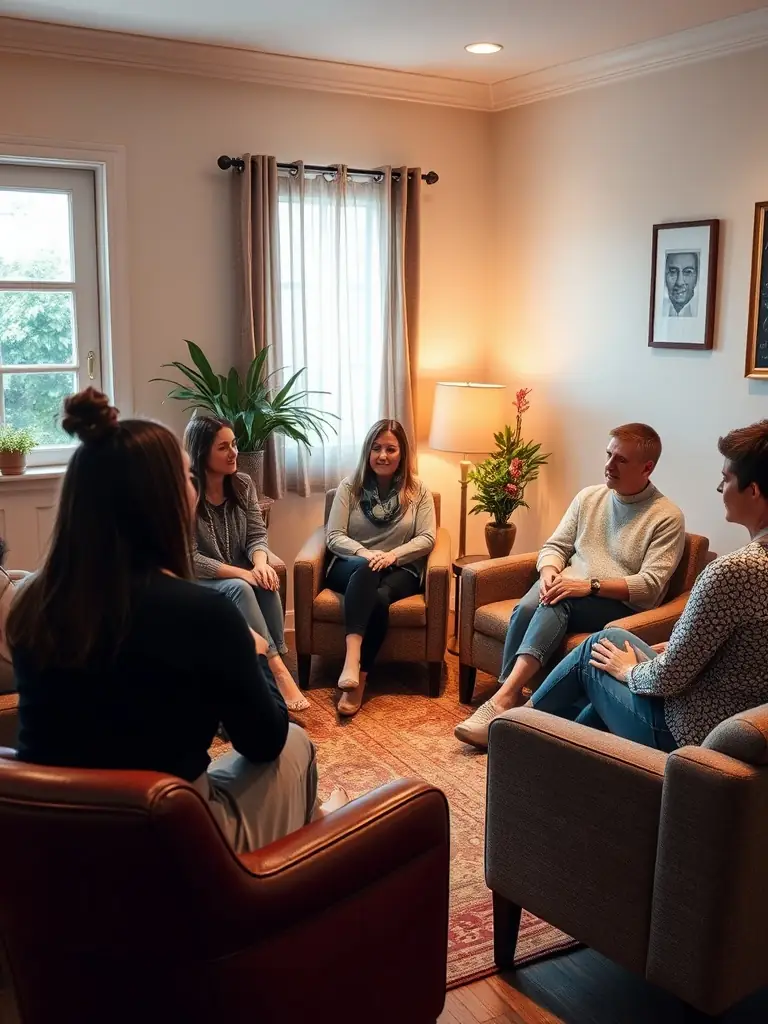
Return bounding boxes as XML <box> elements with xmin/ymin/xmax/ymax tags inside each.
<box><xmin>284</xmin><ymin>609</ymin><xmax>294</xmax><ymax>635</ymax></box>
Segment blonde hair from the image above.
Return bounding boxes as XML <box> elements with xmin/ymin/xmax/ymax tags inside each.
<box><xmin>349</xmin><ymin>420</ymin><xmax>417</xmax><ymax>510</ymax></box>
<box><xmin>609</xmin><ymin>422</ymin><xmax>662</xmax><ymax>469</ymax></box>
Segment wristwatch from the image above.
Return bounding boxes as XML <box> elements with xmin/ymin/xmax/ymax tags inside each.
<box><xmin>590</xmin><ymin>578</ymin><xmax>601</xmax><ymax>595</ymax></box>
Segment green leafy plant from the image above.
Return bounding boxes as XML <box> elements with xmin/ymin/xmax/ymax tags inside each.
<box><xmin>0</xmin><ymin>425</ymin><xmax>37</xmax><ymax>455</ymax></box>
<box><xmin>153</xmin><ymin>341</ymin><xmax>338</xmax><ymax>453</ymax></box>
<box><xmin>468</xmin><ymin>388</ymin><xmax>550</xmax><ymax>527</ymax></box>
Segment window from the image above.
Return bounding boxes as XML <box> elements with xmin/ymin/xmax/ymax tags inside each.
<box><xmin>0</xmin><ymin>164</ymin><xmax>102</xmax><ymax>459</ymax></box>
<box><xmin>277</xmin><ymin>172</ymin><xmax>387</xmax><ymax>488</ymax></box>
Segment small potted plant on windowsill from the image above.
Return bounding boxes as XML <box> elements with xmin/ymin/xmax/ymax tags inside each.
<box><xmin>468</xmin><ymin>389</ymin><xmax>550</xmax><ymax>558</ymax></box>
<box><xmin>0</xmin><ymin>426</ymin><xmax>37</xmax><ymax>477</ymax></box>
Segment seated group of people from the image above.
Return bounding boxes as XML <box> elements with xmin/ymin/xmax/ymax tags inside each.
<box><xmin>4</xmin><ymin>388</ymin><xmax>768</xmax><ymax>857</ymax></box>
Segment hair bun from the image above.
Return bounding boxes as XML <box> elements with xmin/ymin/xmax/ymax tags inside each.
<box><xmin>62</xmin><ymin>388</ymin><xmax>120</xmax><ymax>443</ymax></box>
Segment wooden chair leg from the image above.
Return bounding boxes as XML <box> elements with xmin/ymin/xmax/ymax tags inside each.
<box><xmin>297</xmin><ymin>654</ymin><xmax>312</xmax><ymax>690</ymax></box>
<box><xmin>427</xmin><ymin>661</ymin><xmax>442</xmax><ymax>697</ymax></box>
<box><xmin>493</xmin><ymin>891</ymin><xmax>522</xmax><ymax>970</ymax></box>
<box><xmin>459</xmin><ymin>664</ymin><xmax>477</xmax><ymax>704</ymax></box>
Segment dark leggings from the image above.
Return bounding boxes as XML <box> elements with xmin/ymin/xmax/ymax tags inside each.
<box><xmin>326</xmin><ymin>555</ymin><xmax>421</xmax><ymax>671</ymax></box>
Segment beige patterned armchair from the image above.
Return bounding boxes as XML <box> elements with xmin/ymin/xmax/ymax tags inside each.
<box><xmin>293</xmin><ymin>489</ymin><xmax>451</xmax><ymax>696</ymax></box>
<box><xmin>458</xmin><ymin>532</ymin><xmax>710</xmax><ymax>704</ymax></box>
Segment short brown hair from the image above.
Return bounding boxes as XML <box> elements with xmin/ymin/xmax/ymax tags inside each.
<box><xmin>718</xmin><ymin>420</ymin><xmax>768</xmax><ymax>496</ymax></box>
<box><xmin>609</xmin><ymin>423</ymin><xmax>662</xmax><ymax>468</ymax></box>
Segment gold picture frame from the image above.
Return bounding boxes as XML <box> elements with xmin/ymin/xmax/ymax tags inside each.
<box><xmin>746</xmin><ymin>201</ymin><xmax>768</xmax><ymax>379</ymax></box>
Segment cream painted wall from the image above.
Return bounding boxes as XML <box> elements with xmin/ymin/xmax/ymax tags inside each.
<box><xmin>491</xmin><ymin>45</ymin><xmax>768</xmax><ymax>561</ymax></box>
<box><xmin>0</xmin><ymin>54</ymin><xmax>497</xmax><ymax>589</ymax></box>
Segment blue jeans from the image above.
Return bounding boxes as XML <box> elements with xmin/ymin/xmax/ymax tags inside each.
<box><xmin>500</xmin><ymin>581</ymin><xmax>631</xmax><ymax>681</ymax></box>
<box><xmin>200</xmin><ymin>578</ymin><xmax>287</xmax><ymax>658</ymax></box>
<box><xmin>530</xmin><ymin>627</ymin><xmax>678</xmax><ymax>751</ymax></box>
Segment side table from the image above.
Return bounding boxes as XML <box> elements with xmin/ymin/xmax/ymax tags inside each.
<box><xmin>449</xmin><ymin>555</ymin><xmax>487</xmax><ymax>656</ymax></box>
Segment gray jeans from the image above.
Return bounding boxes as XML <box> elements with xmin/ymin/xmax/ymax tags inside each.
<box><xmin>199</xmin><ymin>578</ymin><xmax>287</xmax><ymax>657</ymax></box>
<box><xmin>195</xmin><ymin>724</ymin><xmax>318</xmax><ymax>852</ymax></box>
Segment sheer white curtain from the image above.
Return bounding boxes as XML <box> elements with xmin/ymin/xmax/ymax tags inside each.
<box><xmin>277</xmin><ymin>165</ymin><xmax>389</xmax><ymax>493</ymax></box>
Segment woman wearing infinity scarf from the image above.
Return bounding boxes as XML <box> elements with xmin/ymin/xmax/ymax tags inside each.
<box><xmin>325</xmin><ymin>420</ymin><xmax>436</xmax><ymax>716</ymax></box>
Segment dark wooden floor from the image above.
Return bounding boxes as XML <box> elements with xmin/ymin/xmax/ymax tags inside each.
<box><xmin>440</xmin><ymin>949</ymin><xmax>768</xmax><ymax>1023</ymax></box>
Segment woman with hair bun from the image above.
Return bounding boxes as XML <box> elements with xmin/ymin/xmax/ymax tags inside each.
<box><xmin>8</xmin><ymin>389</ymin><xmax>346</xmax><ymax>852</ymax></box>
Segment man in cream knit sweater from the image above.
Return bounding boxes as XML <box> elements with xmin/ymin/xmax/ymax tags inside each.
<box><xmin>455</xmin><ymin>422</ymin><xmax>685</xmax><ymax>748</ymax></box>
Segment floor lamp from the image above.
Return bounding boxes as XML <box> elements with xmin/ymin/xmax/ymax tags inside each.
<box><xmin>429</xmin><ymin>381</ymin><xmax>507</xmax><ymax>560</ymax></box>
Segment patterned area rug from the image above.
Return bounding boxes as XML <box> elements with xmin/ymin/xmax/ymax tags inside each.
<box><xmin>213</xmin><ymin>650</ymin><xmax>577</xmax><ymax>989</ymax></box>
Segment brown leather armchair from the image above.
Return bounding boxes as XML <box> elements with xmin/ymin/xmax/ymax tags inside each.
<box><xmin>458</xmin><ymin>533</ymin><xmax>710</xmax><ymax>704</ymax></box>
<box><xmin>293</xmin><ymin>489</ymin><xmax>451</xmax><ymax>696</ymax></box>
<box><xmin>0</xmin><ymin>756</ymin><xmax>450</xmax><ymax>1024</ymax></box>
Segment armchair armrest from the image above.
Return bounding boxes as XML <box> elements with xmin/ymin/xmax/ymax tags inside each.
<box><xmin>606</xmin><ymin>592</ymin><xmax>690</xmax><ymax>646</ymax></box>
<box><xmin>459</xmin><ymin>553</ymin><xmax>538</xmax><ymax>658</ymax></box>
<box><xmin>486</xmin><ymin>708</ymin><xmax>666</xmax><ymax>972</ymax></box>
<box><xmin>425</xmin><ymin>527</ymin><xmax>451</xmax><ymax>661</ymax></box>
<box><xmin>293</xmin><ymin>526</ymin><xmax>327</xmax><ymax>653</ymax></box>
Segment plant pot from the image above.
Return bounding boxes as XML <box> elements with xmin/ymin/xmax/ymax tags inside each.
<box><xmin>485</xmin><ymin>522</ymin><xmax>517</xmax><ymax>559</ymax></box>
<box><xmin>0</xmin><ymin>452</ymin><xmax>27</xmax><ymax>476</ymax></box>
<box><xmin>237</xmin><ymin>450</ymin><xmax>264</xmax><ymax>495</ymax></box>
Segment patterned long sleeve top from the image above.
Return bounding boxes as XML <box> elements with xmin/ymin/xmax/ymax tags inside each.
<box><xmin>628</xmin><ymin>541</ymin><xmax>768</xmax><ymax>746</ymax></box>
<box><xmin>193</xmin><ymin>473</ymin><xmax>269</xmax><ymax>579</ymax></box>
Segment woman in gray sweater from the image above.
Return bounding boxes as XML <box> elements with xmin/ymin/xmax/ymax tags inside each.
<box><xmin>184</xmin><ymin>415</ymin><xmax>309</xmax><ymax>711</ymax></box>
<box><xmin>326</xmin><ymin>419</ymin><xmax>436</xmax><ymax>716</ymax></box>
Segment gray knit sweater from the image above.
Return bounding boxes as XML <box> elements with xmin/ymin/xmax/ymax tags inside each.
<box><xmin>326</xmin><ymin>476</ymin><xmax>436</xmax><ymax>579</ymax></box>
<box><xmin>193</xmin><ymin>473</ymin><xmax>268</xmax><ymax>579</ymax></box>
<box><xmin>536</xmin><ymin>482</ymin><xmax>685</xmax><ymax>611</ymax></box>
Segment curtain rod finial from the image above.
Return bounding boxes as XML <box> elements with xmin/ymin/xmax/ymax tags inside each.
<box><xmin>218</xmin><ymin>155</ymin><xmax>245</xmax><ymax>172</ymax></box>
<box><xmin>424</xmin><ymin>170</ymin><xmax>439</xmax><ymax>185</ymax></box>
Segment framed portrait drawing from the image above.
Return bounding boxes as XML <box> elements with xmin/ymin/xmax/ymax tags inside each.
<box><xmin>746</xmin><ymin>201</ymin><xmax>768</xmax><ymax>379</ymax></box>
<box><xmin>648</xmin><ymin>219</ymin><xmax>719</xmax><ymax>350</ymax></box>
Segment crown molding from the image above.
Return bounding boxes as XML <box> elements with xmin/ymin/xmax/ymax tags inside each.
<box><xmin>491</xmin><ymin>7</ymin><xmax>768</xmax><ymax>110</ymax></box>
<box><xmin>0</xmin><ymin>16</ymin><xmax>492</xmax><ymax>110</ymax></box>
<box><xmin>2</xmin><ymin>9</ymin><xmax>768</xmax><ymax>114</ymax></box>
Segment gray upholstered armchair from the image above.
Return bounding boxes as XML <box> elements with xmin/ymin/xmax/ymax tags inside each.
<box><xmin>293</xmin><ymin>489</ymin><xmax>451</xmax><ymax>696</ymax></box>
<box><xmin>486</xmin><ymin>704</ymin><xmax>768</xmax><ymax>1016</ymax></box>
<box><xmin>458</xmin><ymin>532</ymin><xmax>710</xmax><ymax>704</ymax></box>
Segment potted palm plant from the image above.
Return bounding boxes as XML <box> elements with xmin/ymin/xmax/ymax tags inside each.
<box><xmin>154</xmin><ymin>341</ymin><xmax>337</xmax><ymax>493</ymax></box>
<box><xmin>0</xmin><ymin>426</ymin><xmax>37</xmax><ymax>477</ymax></box>
<box><xmin>468</xmin><ymin>389</ymin><xmax>550</xmax><ymax>558</ymax></box>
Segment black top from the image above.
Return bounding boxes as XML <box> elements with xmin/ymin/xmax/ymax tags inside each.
<box><xmin>13</xmin><ymin>572</ymin><xmax>288</xmax><ymax>782</ymax></box>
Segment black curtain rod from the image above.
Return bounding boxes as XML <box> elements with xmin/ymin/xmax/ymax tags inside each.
<box><xmin>217</xmin><ymin>155</ymin><xmax>438</xmax><ymax>185</ymax></box>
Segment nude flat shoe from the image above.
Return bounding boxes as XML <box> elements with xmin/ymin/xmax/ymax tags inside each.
<box><xmin>337</xmin><ymin>690</ymin><xmax>363</xmax><ymax>717</ymax></box>
<box><xmin>337</xmin><ymin>670</ymin><xmax>360</xmax><ymax>692</ymax></box>
<box><xmin>285</xmin><ymin>695</ymin><xmax>310</xmax><ymax>712</ymax></box>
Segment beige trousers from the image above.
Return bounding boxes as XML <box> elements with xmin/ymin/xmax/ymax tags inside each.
<box><xmin>194</xmin><ymin>723</ymin><xmax>318</xmax><ymax>853</ymax></box>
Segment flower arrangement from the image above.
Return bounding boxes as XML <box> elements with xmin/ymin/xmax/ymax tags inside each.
<box><xmin>468</xmin><ymin>389</ymin><xmax>549</xmax><ymax>528</ymax></box>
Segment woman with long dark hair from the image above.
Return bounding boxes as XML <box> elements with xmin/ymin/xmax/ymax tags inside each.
<box><xmin>183</xmin><ymin>414</ymin><xmax>308</xmax><ymax>712</ymax></box>
<box><xmin>325</xmin><ymin>419</ymin><xmax>436</xmax><ymax>716</ymax></box>
<box><xmin>8</xmin><ymin>389</ymin><xmax>344</xmax><ymax>851</ymax></box>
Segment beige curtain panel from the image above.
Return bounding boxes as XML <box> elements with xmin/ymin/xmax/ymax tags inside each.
<box><xmin>239</xmin><ymin>156</ymin><xmax>421</xmax><ymax>497</ymax></box>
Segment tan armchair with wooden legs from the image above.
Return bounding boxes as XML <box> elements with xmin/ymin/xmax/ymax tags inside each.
<box><xmin>293</xmin><ymin>489</ymin><xmax>451</xmax><ymax>696</ymax></box>
<box><xmin>457</xmin><ymin>532</ymin><xmax>710</xmax><ymax>704</ymax></box>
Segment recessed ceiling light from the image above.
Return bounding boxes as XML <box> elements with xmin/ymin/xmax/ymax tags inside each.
<box><xmin>465</xmin><ymin>42</ymin><xmax>503</xmax><ymax>55</ymax></box>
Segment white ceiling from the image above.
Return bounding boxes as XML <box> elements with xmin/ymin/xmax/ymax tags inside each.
<box><xmin>0</xmin><ymin>0</ymin><xmax>766</xmax><ymax>84</ymax></box>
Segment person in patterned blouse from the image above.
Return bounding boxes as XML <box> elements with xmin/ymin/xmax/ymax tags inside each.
<box><xmin>517</xmin><ymin>420</ymin><xmax>768</xmax><ymax>750</ymax></box>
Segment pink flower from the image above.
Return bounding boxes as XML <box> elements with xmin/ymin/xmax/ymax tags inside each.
<box><xmin>515</xmin><ymin>387</ymin><xmax>532</xmax><ymax>414</ymax></box>
<box><xmin>508</xmin><ymin>457</ymin><xmax>523</xmax><ymax>480</ymax></box>
<box><xmin>504</xmin><ymin>483</ymin><xmax>519</xmax><ymax>497</ymax></box>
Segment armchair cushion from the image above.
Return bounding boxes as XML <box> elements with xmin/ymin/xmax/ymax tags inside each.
<box><xmin>313</xmin><ymin>591</ymin><xmax>427</xmax><ymax>628</ymax></box>
<box><xmin>702</xmin><ymin>705</ymin><xmax>768</xmax><ymax>765</ymax></box>
<box><xmin>475</xmin><ymin>599</ymin><xmax>518</xmax><ymax>644</ymax></box>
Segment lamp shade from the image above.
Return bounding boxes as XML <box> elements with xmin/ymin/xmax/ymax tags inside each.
<box><xmin>428</xmin><ymin>382</ymin><xmax>507</xmax><ymax>455</ymax></box>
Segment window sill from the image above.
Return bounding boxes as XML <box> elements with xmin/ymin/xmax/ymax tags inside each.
<box><xmin>0</xmin><ymin>466</ymin><xmax>66</xmax><ymax>484</ymax></box>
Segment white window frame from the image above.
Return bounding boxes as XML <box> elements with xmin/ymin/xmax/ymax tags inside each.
<box><xmin>0</xmin><ymin>136</ymin><xmax>131</xmax><ymax>469</ymax></box>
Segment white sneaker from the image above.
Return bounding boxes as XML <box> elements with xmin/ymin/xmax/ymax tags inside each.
<box><xmin>454</xmin><ymin>698</ymin><xmax>503</xmax><ymax>749</ymax></box>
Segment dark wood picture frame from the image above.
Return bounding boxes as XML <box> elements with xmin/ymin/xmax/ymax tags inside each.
<box><xmin>746</xmin><ymin>201</ymin><xmax>768</xmax><ymax>379</ymax></box>
<box><xmin>648</xmin><ymin>219</ymin><xmax>719</xmax><ymax>350</ymax></box>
